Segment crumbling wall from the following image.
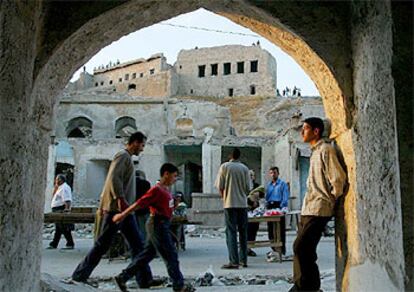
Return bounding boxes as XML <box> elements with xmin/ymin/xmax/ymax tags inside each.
<box><xmin>175</xmin><ymin>45</ymin><xmax>277</xmax><ymax>97</ymax></box>
<box><xmin>341</xmin><ymin>1</ymin><xmax>405</xmax><ymax>290</ymax></box>
<box><xmin>0</xmin><ymin>2</ymin><xmax>45</xmax><ymax>291</ymax></box>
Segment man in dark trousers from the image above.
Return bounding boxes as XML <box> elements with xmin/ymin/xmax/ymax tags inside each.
<box><xmin>289</xmin><ymin>117</ymin><xmax>347</xmax><ymax>292</ymax></box>
<box><xmin>112</xmin><ymin>163</ymin><xmax>188</xmax><ymax>292</ymax></box>
<box><xmin>215</xmin><ymin>148</ymin><xmax>251</xmax><ymax>269</ymax></box>
<box><xmin>72</xmin><ymin>132</ymin><xmax>161</xmax><ymax>289</ymax></box>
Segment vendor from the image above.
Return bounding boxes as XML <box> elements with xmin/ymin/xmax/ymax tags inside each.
<box><xmin>265</xmin><ymin>166</ymin><xmax>289</xmax><ymax>257</ymax></box>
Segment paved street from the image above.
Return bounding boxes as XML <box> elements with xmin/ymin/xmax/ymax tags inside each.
<box><xmin>41</xmin><ymin>231</ymin><xmax>335</xmax><ymax>291</ymax></box>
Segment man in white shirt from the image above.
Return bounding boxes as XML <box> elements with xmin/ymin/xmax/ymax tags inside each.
<box><xmin>48</xmin><ymin>174</ymin><xmax>74</xmax><ymax>249</ymax></box>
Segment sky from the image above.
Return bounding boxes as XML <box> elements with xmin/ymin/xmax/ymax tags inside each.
<box><xmin>71</xmin><ymin>8</ymin><xmax>319</xmax><ymax>96</ymax></box>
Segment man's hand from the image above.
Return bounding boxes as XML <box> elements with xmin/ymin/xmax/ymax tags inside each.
<box><xmin>117</xmin><ymin>197</ymin><xmax>129</xmax><ymax>212</ymax></box>
<box><xmin>112</xmin><ymin>213</ymin><xmax>124</xmax><ymax>223</ymax></box>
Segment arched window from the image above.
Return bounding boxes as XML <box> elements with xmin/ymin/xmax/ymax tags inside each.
<box><xmin>128</xmin><ymin>83</ymin><xmax>136</xmax><ymax>90</ymax></box>
<box><xmin>66</xmin><ymin>117</ymin><xmax>93</xmax><ymax>138</ymax></box>
<box><xmin>115</xmin><ymin>116</ymin><xmax>137</xmax><ymax>138</ymax></box>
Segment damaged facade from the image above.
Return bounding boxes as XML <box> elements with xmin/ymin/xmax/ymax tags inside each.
<box><xmin>45</xmin><ymin>45</ymin><xmax>323</xmax><ymax>217</ymax></box>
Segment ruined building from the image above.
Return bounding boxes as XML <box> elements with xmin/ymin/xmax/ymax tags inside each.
<box><xmin>46</xmin><ymin>45</ymin><xmax>321</xmax><ymax>217</ymax></box>
<box><xmin>71</xmin><ymin>44</ymin><xmax>277</xmax><ymax>98</ymax></box>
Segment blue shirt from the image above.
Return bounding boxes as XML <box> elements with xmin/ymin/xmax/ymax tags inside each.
<box><xmin>265</xmin><ymin>179</ymin><xmax>289</xmax><ymax>208</ymax></box>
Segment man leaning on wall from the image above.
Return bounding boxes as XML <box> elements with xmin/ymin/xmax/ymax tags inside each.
<box><xmin>289</xmin><ymin>117</ymin><xmax>347</xmax><ymax>292</ymax></box>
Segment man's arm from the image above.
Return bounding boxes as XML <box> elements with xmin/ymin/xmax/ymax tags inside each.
<box><xmin>113</xmin><ymin>200</ymin><xmax>140</xmax><ymax>223</ymax></box>
<box><xmin>108</xmin><ymin>154</ymin><xmax>128</xmax><ymax>210</ymax></box>
<box><xmin>63</xmin><ymin>185</ymin><xmax>72</xmax><ymax>211</ymax></box>
<box><xmin>215</xmin><ymin>165</ymin><xmax>225</xmax><ymax>198</ymax></box>
<box><xmin>281</xmin><ymin>182</ymin><xmax>290</xmax><ymax>208</ymax></box>
<box><xmin>325</xmin><ymin>146</ymin><xmax>347</xmax><ymax>199</ymax></box>
<box><xmin>113</xmin><ymin>187</ymin><xmax>155</xmax><ymax>223</ymax></box>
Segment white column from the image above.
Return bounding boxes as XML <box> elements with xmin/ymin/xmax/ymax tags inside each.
<box><xmin>202</xmin><ymin>144</ymin><xmax>221</xmax><ymax>193</ymax></box>
<box><xmin>44</xmin><ymin>144</ymin><xmax>56</xmax><ymax>213</ymax></box>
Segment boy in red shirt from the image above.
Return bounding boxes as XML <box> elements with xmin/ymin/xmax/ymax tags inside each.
<box><xmin>112</xmin><ymin>163</ymin><xmax>186</xmax><ymax>292</ymax></box>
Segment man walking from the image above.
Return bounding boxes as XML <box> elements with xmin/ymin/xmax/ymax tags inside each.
<box><xmin>290</xmin><ymin>117</ymin><xmax>347</xmax><ymax>292</ymax></box>
<box><xmin>265</xmin><ymin>166</ymin><xmax>289</xmax><ymax>259</ymax></box>
<box><xmin>48</xmin><ymin>174</ymin><xmax>75</xmax><ymax>249</ymax></box>
<box><xmin>215</xmin><ymin>148</ymin><xmax>251</xmax><ymax>269</ymax></box>
<box><xmin>112</xmin><ymin>163</ymin><xmax>188</xmax><ymax>292</ymax></box>
<box><xmin>72</xmin><ymin>132</ymin><xmax>161</xmax><ymax>289</ymax></box>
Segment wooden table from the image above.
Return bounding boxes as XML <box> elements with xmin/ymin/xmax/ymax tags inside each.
<box><xmin>248</xmin><ymin>214</ymin><xmax>284</xmax><ymax>263</ymax></box>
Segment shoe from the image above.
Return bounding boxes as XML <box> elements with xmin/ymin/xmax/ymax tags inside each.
<box><xmin>46</xmin><ymin>245</ymin><xmax>57</xmax><ymax>249</ymax></box>
<box><xmin>221</xmin><ymin>263</ymin><xmax>239</xmax><ymax>269</ymax></box>
<box><xmin>288</xmin><ymin>284</ymin><xmax>299</xmax><ymax>292</ymax></box>
<box><xmin>240</xmin><ymin>262</ymin><xmax>248</xmax><ymax>268</ymax></box>
<box><xmin>266</xmin><ymin>250</ymin><xmax>274</xmax><ymax>257</ymax></box>
<box><xmin>173</xmin><ymin>283</ymin><xmax>195</xmax><ymax>292</ymax></box>
<box><xmin>114</xmin><ymin>275</ymin><xmax>128</xmax><ymax>292</ymax></box>
<box><xmin>61</xmin><ymin>245</ymin><xmax>74</xmax><ymax>250</ymax></box>
<box><xmin>247</xmin><ymin>249</ymin><xmax>257</xmax><ymax>257</ymax></box>
<box><xmin>139</xmin><ymin>278</ymin><xmax>164</xmax><ymax>288</ymax></box>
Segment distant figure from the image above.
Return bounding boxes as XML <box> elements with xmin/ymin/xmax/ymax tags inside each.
<box><xmin>171</xmin><ymin>192</ymin><xmax>188</xmax><ymax>250</ymax></box>
<box><xmin>265</xmin><ymin>166</ymin><xmax>289</xmax><ymax>258</ymax></box>
<box><xmin>246</xmin><ymin>185</ymin><xmax>265</xmax><ymax>257</ymax></box>
<box><xmin>289</xmin><ymin>117</ymin><xmax>347</xmax><ymax>292</ymax></box>
<box><xmin>48</xmin><ymin>174</ymin><xmax>74</xmax><ymax>249</ymax></box>
<box><xmin>215</xmin><ymin>148</ymin><xmax>251</xmax><ymax>269</ymax></box>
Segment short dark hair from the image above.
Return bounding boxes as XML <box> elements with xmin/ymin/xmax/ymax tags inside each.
<box><xmin>160</xmin><ymin>163</ymin><xmax>178</xmax><ymax>177</ymax></box>
<box><xmin>56</xmin><ymin>174</ymin><xmax>66</xmax><ymax>182</ymax></box>
<box><xmin>128</xmin><ymin>131</ymin><xmax>147</xmax><ymax>144</ymax></box>
<box><xmin>304</xmin><ymin>117</ymin><xmax>324</xmax><ymax>137</ymax></box>
<box><xmin>231</xmin><ymin>148</ymin><xmax>241</xmax><ymax>160</ymax></box>
<box><xmin>269</xmin><ymin>166</ymin><xmax>279</xmax><ymax>173</ymax></box>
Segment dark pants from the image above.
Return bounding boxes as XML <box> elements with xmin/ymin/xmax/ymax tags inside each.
<box><xmin>266</xmin><ymin>201</ymin><xmax>286</xmax><ymax>254</ymax></box>
<box><xmin>224</xmin><ymin>208</ymin><xmax>248</xmax><ymax>265</ymax></box>
<box><xmin>72</xmin><ymin>212</ymin><xmax>152</xmax><ymax>286</ymax></box>
<box><xmin>293</xmin><ymin>215</ymin><xmax>331</xmax><ymax>291</ymax></box>
<box><xmin>119</xmin><ymin>215</ymin><xmax>184</xmax><ymax>291</ymax></box>
<box><xmin>50</xmin><ymin>206</ymin><xmax>74</xmax><ymax>248</ymax></box>
<box><xmin>247</xmin><ymin>222</ymin><xmax>259</xmax><ymax>241</ymax></box>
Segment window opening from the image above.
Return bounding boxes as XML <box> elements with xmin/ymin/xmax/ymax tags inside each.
<box><xmin>250</xmin><ymin>85</ymin><xmax>256</xmax><ymax>95</ymax></box>
<box><xmin>211</xmin><ymin>64</ymin><xmax>218</xmax><ymax>76</ymax></box>
<box><xmin>223</xmin><ymin>63</ymin><xmax>231</xmax><ymax>75</ymax></box>
<box><xmin>250</xmin><ymin>60</ymin><xmax>258</xmax><ymax>72</ymax></box>
<box><xmin>237</xmin><ymin>62</ymin><xmax>244</xmax><ymax>73</ymax></box>
<box><xmin>198</xmin><ymin>65</ymin><xmax>206</xmax><ymax>78</ymax></box>
<box><xmin>228</xmin><ymin>88</ymin><xmax>234</xmax><ymax>97</ymax></box>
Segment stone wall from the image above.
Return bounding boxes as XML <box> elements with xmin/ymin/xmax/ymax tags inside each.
<box><xmin>175</xmin><ymin>45</ymin><xmax>277</xmax><ymax>97</ymax></box>
<box><xmin>343</xmin><ymin>1</ymin><xmax>405</xmax><ymax>290</ymax></box>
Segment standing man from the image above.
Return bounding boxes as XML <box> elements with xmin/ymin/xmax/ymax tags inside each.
<box><xmin>289</xmin><ymin>117</ymin><xmax>346</xmax><ymax>292</ymax></box>
<box><xmin>48</xmin><ymin>174</ymin><xmax>75</xmax><ymax>249</ymax></box>
<box><xmin>72</xmin><ymin>132</ymin><xmax>160</xmax><ymax>289</ymax></box>
<box><xmin>265</xmin><ymin>166</ymin><xmax>289</xmax><ymax>258</ymax></box>
<box><xmin>215</xmin><ymin>148</ymin><xmax>251</xmax><ymax>269</ymax></box>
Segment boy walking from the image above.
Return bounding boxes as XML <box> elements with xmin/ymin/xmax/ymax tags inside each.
<box><xmin>112</xmin><ymin>163</ymin><xmax>187</xmax><ymax>292</ymax></box>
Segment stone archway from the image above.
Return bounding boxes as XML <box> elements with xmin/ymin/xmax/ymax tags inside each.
<box><xmin>0</xmin><ymin>1</ymin><xmax>408</xmax><ymax>291</ymax></box>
